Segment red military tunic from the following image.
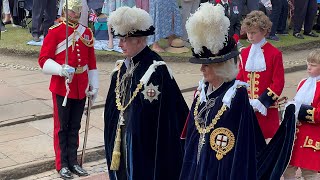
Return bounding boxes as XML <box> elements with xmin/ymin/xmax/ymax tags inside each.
<box><xmin>290</xmin><ymin>79</ymin><xmax>320</xmax><ymax>171</ymax></box>
<box><xmin>38</xmin><ymin>22</ymin><xmax>97</xmax><ymax>100</ymax></box>
<box><xmin>237</xmin><ymin>42</ymin><xmax>285</xmax><ymax>138</ymax></box>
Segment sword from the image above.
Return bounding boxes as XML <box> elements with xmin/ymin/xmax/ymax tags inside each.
<box><xmin>80</xmin><ymin>95</ymin><xmax>92</xmax><ymax>167</ymax></box>
<box><xmin>62</xmin><ymin>0</ymin><xmax>73</xmax><ymax>107</ymax></box>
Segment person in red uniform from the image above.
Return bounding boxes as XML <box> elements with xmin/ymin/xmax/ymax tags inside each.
<box><xmin>236</xmin><ymin>10</ymin><xmax>285</xmax><ymax>141</ymax></box>
<box><xmin>283</xmin><ymin>49</ymin><xmax>320</xmax><ymax>179</ymax></box>
<box><xmin>38</xmin><ymin>0</ymin><xmax>98</xmax><ymax>179</ymax></box>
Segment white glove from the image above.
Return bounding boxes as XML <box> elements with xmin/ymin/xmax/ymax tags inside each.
<box><xmin>249</xmin><ymin>99</ymin><xmax>267</xmax><ymax>116</ymax></box>
<box><xmin>42</xmin><ymin>59</ymin><xmax>75</xmax><ymax>79</ymax></box>
<box><xmin>60</xmin><ymin>64</ymin><xmax>75</xmax><ymax>79</ymax></box>
<box><xmin>86</xmin><ymin>69</ymin><xmax>99</xmax><ymax>104</ymax></box>
<box><xmin>87</xmin><ymin>88</ymin><xmax>98</xmax><ymax>104</ymax></box>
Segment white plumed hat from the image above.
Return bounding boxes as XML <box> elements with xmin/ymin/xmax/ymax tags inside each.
<box><xmin>108</xmin><ymin>6</ymin><xmax>155</xmax><ymax>37</ymax></box>
<box><xmin>186</xmin><ymin>3</ymin><xmax>239</xmax><ymax>64</ymax></box>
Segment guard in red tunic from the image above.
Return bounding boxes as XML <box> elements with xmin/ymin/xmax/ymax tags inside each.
<box><xmin>38</xmin><ymin>0</ymin><xmax>98</xmax><ymax>179</ymax></box>
<box><xmin>236</xmin><ymin>11</ymin><xmax>285</xmax><ymax>140</ymax></box>
<box><xmin>283</xmin><ymin>49</ymin><xmax>320</xmax><ymax>179</ymax></box>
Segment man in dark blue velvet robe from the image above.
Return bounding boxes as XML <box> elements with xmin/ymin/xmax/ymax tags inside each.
<box><xmin>180</xmin><ymin>3</ymin><xmax>296</xmax><ymax>180</ymax></box>
<box><xmin>103</xmin><ymin>7</ymin><xmax>189</xmax><ymax>180</ymax></box>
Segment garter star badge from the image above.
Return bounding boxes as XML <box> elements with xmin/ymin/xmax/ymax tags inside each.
<box><xmin>210</xmin><ymin>128</ymin><xmax>235</xmax><ymax>160</ymax></box>
<box><xmin>142</xmin><ymin>83</ymin><xmax>161</xmax><ymax>103</ymax></box>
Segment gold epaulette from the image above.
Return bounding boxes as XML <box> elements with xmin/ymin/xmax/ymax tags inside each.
<box><xmin>49</xmin><ymin>23</ymin><xmax>62</xmax><ymax>30</ymax></box>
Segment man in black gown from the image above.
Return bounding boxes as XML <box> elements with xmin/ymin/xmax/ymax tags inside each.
<box><xmin>103</xmin><ymin>6</ymin><xmax>189</xmax><ymax>180</ymax></box>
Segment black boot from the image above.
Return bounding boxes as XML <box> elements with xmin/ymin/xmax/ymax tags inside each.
<box><xmin>59</xmin><ymin>167</ymin><xmax>73</xmax><ymax>179</ymax></box>
<box><xmin>70</xmin><ymin>165</ymin><xmax>89</xmax><ymax>176</ymax></box>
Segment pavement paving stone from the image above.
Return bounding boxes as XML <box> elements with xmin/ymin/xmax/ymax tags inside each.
<box><xmin>0</xmin><ymin>123</ymin><xmax>44</xmax><ymax>143</ymax></box>
<box><xmin>0</xmin><ymin>156</ymin><xmax>17</xmax><ymax>169</ymax></box>
<box><xmin>0</xmin><ymin>134</ymin><xmax>54</xmax><ymax>164</ymax></box>
<box><xmin>0</xmin><ymin>100</ymin><xmax>52</xmax><ymax>123</ymax></box>
<box><xmin>0</xmin><ymin>85</ymin><xmax>33</xmax><ymax>105</ymax></box>
<box><xmin>4</xmin><ymin>73</ymin><xmax>48</xmax><ymax>87</ymax></box>
<box><xmin>28</xmin><ymin>118</ymin><xmax>54</xmax><ymax>137</ymax></box>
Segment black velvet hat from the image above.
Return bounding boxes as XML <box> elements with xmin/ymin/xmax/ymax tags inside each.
<box><xmin>186</xmin><ymin>3</ymin><xmax>239</xmax><ymax>64</ymax></box>
<box><xmin>189</xmin><ymin>36</ymin><xmax>240</xmax><ymax>64</ymax></box>
<box><xmin>112</xmin><ymin>26</ymin><xmax>155</xmax><ymax>37</ymax></box>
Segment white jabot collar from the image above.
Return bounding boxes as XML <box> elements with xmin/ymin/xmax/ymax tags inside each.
<box><xmin>294</xmin><ymin>75</ymin><xmax>320</xmax><ymax>105</ymax></box>
<box><xmin>245</xmin><ymin>38</ymin><xmax>266</xmax><ymax>72</ymax></box>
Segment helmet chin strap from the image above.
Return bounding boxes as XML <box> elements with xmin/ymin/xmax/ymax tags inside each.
<box><xmin>67</xmin><ymin>16</ymin><xmax>80</xmax><ymax>24</ymax></box>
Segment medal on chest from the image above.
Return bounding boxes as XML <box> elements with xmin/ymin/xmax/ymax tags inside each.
<box><xmin>142</xmin><ymin>83</ymin><xmax>161</xmax><ymax>103</ymax></box>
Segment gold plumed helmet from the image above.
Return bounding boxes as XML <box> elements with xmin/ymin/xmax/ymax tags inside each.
<box><xmin>64</xmin><ymin>0</ymin><xmax>82</xmax><ymax>14</ymax></box>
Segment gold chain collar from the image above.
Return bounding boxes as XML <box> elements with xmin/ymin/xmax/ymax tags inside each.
<box><xmin>193</xmin><ymin>96</ymin><xmax>227</xmax><ymax>134</ymax></box>
<box><xmin>115</xmin><ymin>62</ymin><xmax>143</xmax><ymax>111</ymax></box>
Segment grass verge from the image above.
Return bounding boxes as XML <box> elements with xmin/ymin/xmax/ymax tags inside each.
<box><xmin>0</xmin><ymin>25</ymin><xmax>320</xmax><ymax>59</ymax></box>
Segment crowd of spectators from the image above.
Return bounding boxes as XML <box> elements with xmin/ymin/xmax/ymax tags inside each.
<box><xmin>1</xmin><ymin>0</ymin><xmax>320</xmax><ymax>44</ymax></box>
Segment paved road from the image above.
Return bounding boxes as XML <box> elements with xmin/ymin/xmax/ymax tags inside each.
<box><xmin>0</xmin><ymin>48</ymin><xmax>313</xmax><ymax>179</ymax></box>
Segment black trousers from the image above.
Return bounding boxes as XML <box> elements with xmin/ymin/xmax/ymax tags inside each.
<box><xmin>53</xmin><ymin>93</ymin><xmax>86</xmax><ymax>170</ymax></box>
<box><xmin>269</xmin><ymin>0</ymin><xmax>288</xmax><ymax>36</ymax></box>
<box><xmin>293</xmin><ymin>0</ymin><xmax>318</xmax><ymax>34</ymax></box>
<box><xmin>9</xmin><ymin>0</ymin><xmax>21</xmax><ymax>25</ymax></box>
<box><xmin>31</xmin><ymin>0</ymin><xmax>57</xmax><ymax>37</ymax></box>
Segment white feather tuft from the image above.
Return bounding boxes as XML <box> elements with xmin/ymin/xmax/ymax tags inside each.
<box><xmin>186</xmin><ymin>3</ymin><xmax>230</xmax><ymax>54</ymax></box>
<box><xmin>108</xmin><ymin>7</ymin><xmax>153</xmax><ymax>36</ymax></box>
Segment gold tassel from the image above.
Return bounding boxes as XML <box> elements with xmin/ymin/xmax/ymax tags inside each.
<box><xmin>110</xmin><ymin>127</ymin><xmax>121</xmax><ymax>170</ymax></box>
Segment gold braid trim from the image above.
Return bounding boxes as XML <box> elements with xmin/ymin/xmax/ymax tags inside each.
<box><xmin>266</xmin><ymin>87</ymin><xmax>279</xmax><ymax>101</ymax></box>
<box><xmin>76</xmin><ymin>29</ymin><xmax>94</xmax><ymax>47</ymax></box>
<box><xmin>110</xmin><ymin>127</ymin><xmax>121</xmax><ymax>170</ymax></box>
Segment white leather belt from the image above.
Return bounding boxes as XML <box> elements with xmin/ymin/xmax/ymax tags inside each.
<box><xmin>74</xmin><ymin>65</ymin><xmax>88</xmax><ymax>74</ymax></box>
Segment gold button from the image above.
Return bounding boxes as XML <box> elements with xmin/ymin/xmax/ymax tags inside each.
<box><xmin>255</xmin><ymin>87</ymin><xmax>259</xmax><ymax>92</ymax></box>
<box><xmin>297</xmin><ymin>122</ymin><xmax>302</xmax><ymax>126</ymax></box>
<box><xmin>77</xmin><ymin>49</ymin><xmax>80</xmax><ymax>52</ymax></box>
<box><xmin>255</xmin><ymin>81</ymin><xmax>259</xmax><ymax>85</ymax></box>
<box><xmin>77</xmin><ymin>54</ymin><xmax>80</xmax><ymax>57</ymax></box>
<box><xmin>76</xmin><ymin>44</ymin><xmax>79</xmax><ymax>46</ymax></box>
<box><xmin>255</xmin><ymin>74</ymin><xmax>260</xmax><ymax>78</ymax></box>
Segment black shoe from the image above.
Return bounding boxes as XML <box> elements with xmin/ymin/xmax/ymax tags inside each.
<box><xmin>293</xmin><ymin>33</ymin><xmax>304</xmax><ymax>39</ymax></box>
<box><xmin>59</xmin><ymin>167</ymin><xmax>73</xmax><ymax>179</ymax></box>
<box><xmin>303</xmin><ymin>31</ymin><xmax>319</xmax><ymax>37</ymax></box>
<box><xmin>266</xmin><ymin>35</ymin><xmax>280</xmax><ymax>41</ymax></box>
<box><xmin>70</xmin><ymin>165</ymin><xmax>89</xmax><ymax>176</ymax></box>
